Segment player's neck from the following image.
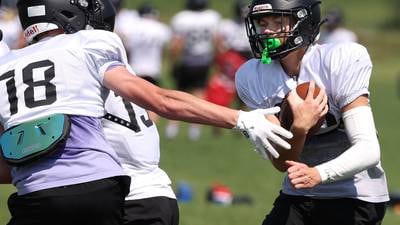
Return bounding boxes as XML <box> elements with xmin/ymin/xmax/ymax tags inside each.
<box><xmin>36</xmin><ymin>29</ymin><xmax>65</xmax><ymax>42</ymax></box>
<box><xmin>279</xmin><ymin>48</ymin><xmax>306</xmax><ymax>78</ymax></box>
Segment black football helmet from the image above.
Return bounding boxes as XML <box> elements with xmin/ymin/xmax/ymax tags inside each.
<box><xmin>138</xmin><ymin>3</ymin><xmax>159</xmax><ymax>19</ymax></box>
<box><xmin>186</xmin><ymin>0</ymin><xmax>208</xmax><ymax>11</ymax></box>
<box><xmin>245</xmin><ymin>0</ymin><xmax>322</xmax><ymax>62</ymax></box>
<box><xmin>89</xmin><ymin>0</ymin><xmax>117</xmax><ymax>31</ymax></box>
<box><xmin>17</xmin><ymin>0</ymin><xmax>96</xmax><ymax>43</ymax></box>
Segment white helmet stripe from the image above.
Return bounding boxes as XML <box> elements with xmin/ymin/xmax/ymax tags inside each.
<box><xmin>24</xmin><ymin>23</ymin><xmax>59</xmax><ymax>43</ymax></box>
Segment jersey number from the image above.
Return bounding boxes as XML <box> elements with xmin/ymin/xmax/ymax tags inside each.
<box><xmin>121</xmin><ymin>97</ymin><xmax>153</xmax><ymax>132</ymax></box>
<box><xmin>0</xmin><ymin>60</ymin><xmax>57</xmax><ymax>115</ymax></box>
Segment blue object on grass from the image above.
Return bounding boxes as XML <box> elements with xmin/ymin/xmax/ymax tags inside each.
<box><xmin>176</xmin><ymin>181</ymin><xmax>193</xmax><ymax>202</ymax></box>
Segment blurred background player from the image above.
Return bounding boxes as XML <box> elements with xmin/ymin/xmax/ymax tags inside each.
<box><xmin>0</xmin><ymin>1</ymin><xmax>25</xmax><ymax>49</ymax></box>
<box><xmin>318</xmin><ymin>8</ymin><xmax>358</xmax><ymax>44</ymax></box>
<box><xmin>111</xmin><ymin>0</ymin><xmax>139</xmax><ymax>56</ymax></box>
<box><xmin>205</xmin><ymin>51</ymin><xmax>246</xmax><ymax>136</ymax></box>
<box><xmin>123</xmin><ymin>2</ymin><xmax>171</xmax><ymax>122</ymax></box>
<box><xmin>214</xmin><ymin>0</ymin><xmax>253</xmax><ymax>114</ymax></box>
<box><xmin>216</xmin><ymin>0</ymin><xmax>253</xmax><ymax>60</ymax></box>
<box><xmin>0</xmin><ymin>29</ymin><xmax>10</xmax><ymax>57</ymax></box>
<box><xmin>166</xmin><ymin>0</ymin><xmax>221</xmax><ymax>141</ymax></box>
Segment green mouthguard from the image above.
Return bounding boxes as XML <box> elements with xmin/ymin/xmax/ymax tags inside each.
<box><xmin>261</xmin><ymin>38</ymin><xmax>281</xmax><ymax>64</ymax></box>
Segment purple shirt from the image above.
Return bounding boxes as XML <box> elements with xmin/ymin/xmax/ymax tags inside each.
<box><xmin>11</xmin><ymin>116</ymin><xmax>125</xmax><ymax>195</ymax></box>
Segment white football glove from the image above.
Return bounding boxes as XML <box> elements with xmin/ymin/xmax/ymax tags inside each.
<box><xmin>235</xmin><ymin>107</ymin><xmax>293</xmax><ymax>159</ymax></box>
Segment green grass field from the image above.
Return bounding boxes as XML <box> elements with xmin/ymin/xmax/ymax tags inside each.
<box><xmin>1</xmin><ymin>0</ymin><xmax>400</xmax><ymax>224</ymax></box>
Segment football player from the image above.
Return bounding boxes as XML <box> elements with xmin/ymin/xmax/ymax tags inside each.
<box><xmin>98</xmin><ymin>1</ymin><xmax>178</xmax><ymax>225</ymax></box>
<box><xmin>0</xmin><ymin>0</ymin><xmax>293</xmax><ymax>224</ymax></box>
<box><xmin>166</xmin><ymin>0</ymin><xmax>221</xmax><ymax>140</ymax></box>
<box><xmin>122</xmin><ymin>3</ymin><xmax>171</xmax><ymax>122</ymax></box>
<box><xmin>103</xmin><ymin>93</ymin><xmax>179</xmax><ymax>225</ymax></box>
<box><xmin>124</xmin><ymin>3</ymin><xmax>170</xmax><ymax>87</ymax></box>
<box><xmin>111</xmin><ymin>0</ymin><xmax>139</xmax><ymax>56</ymax></box>
<box><xmin>216</xmin><ymin>0</ymin><xmax>253</xmax><ymax>59</ymax></box>
<box><xmin>235</xmin><ymin>0</ymin><xmax>389</xmax><ymax>224</ymax></box>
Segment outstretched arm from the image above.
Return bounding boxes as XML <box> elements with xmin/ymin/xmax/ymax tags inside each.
<box><xmin>104</xmin><ymin>66</ymin><xmax>293</xmax><ymax>158</ymax></box>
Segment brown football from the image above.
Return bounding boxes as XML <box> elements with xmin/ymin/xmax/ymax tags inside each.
<box><xmin>279</xmin><ymin>82</ymin><xmax>325</xmax><ymax>137</ymax></box>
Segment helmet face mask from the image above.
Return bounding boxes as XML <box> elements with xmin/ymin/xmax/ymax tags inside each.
<box><xmin>247</xmin><ymin>12</ymin><xmax>298</xmax><ymax>63</ymax></box>
<box><xmin>245</xmin><ymin>0</ymin><xmax>321</xmax><ymax>63</ymax></box>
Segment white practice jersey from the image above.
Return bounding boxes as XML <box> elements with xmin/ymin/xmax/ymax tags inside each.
<box><xmin>319</xmin><ymin>28</ymin><xmax>358</xmax><ymax>44</ymax></box>
<box><xmin>103</xmin><ymin>92</ymin><xmax>176</xmax><ymax>200</ymax></box>
<box><xmin>125</xmin><ymin>17</ymin><xmax>171</xmax><ymax>78</ymax></box>
<box><xmin>114</xmin><ymin>9</ymin><xmax>139</xmax><ymax>41</ymax></box>
<box><xmin>217</xmin><ymin>19</ymin><xmax>251</xmax><ymax>53</ymax></box>
<box><xmin>0</xmin><ymin>30</ymin><xmax>127</xmax><ymax>129</ymax></box>
<box><xmin>171</xmin><ymin>9</ymin><xmax>221</xmax><ymax>66</ymax></box>
<box><xmin>236</xmin><ymin>42</ymin><xmax>388</xmax><ymax>203</ymax></box>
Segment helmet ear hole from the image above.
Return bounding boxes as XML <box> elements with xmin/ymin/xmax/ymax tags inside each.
<box><xmin>60</xmin><ymin>11</ymin><xmax>76</xmax><ymax>19</ymax></box>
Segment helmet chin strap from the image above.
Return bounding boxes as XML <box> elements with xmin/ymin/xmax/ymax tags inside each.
<box><xmin>261</xmin><ymin>38</ymin><xmax>281</xmax><ymax>64</ymax></box>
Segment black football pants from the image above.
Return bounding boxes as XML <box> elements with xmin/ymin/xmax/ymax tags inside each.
<box><xmin>262</xmin><ymin>192</ymin><xmax>386</xmax><ymax>225</ymax></box>
<box><xmin>7</xmin><ymin>176</ymin><xmax>130</xmax><ymax>225</ymax></box>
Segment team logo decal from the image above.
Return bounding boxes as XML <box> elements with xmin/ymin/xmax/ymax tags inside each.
<box><xmin>24</xmin><ymin>24</ymin><xmax>39</xmax><ymax>39</ymax></box>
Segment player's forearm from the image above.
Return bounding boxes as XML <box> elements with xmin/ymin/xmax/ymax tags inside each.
<box><xmin>104</xmin><ymin>66</ymin><xmax>238</xmax><ymax>128</ymax></box>
<box><xmin>315</xmin><ymin>106</ymin><xmax>380</xmax><ymax>183</ymax></box>
<box><xmin>270</xmin><ymin>127</ymin><xmax>306</xmax><ymax>172</ymax></box>
<box><xmin>154</xmin><ymin>88</ymin><xmax>238</xmax><ymax>129</ymax></box>
<box><xmin>263</xmin><ymin>115</ymin><xmax>302</xmax><ymax>171</ymax></box>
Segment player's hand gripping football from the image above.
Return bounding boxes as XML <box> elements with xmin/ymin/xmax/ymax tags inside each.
<box><xmin>235</xmin><ymin>107</ymin><xmax>293</xmax><ymax>159</ymax></box>
<box><xmin>286</xmin><ymin>81</ymin><xmax>328</xmax><ymax>135</ymax></box>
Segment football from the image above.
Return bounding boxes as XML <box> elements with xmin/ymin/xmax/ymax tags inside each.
<box><xmin>279</xmin><ymin>82</ymin><xmax>325</xmax><ymax>137</ymax></box>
